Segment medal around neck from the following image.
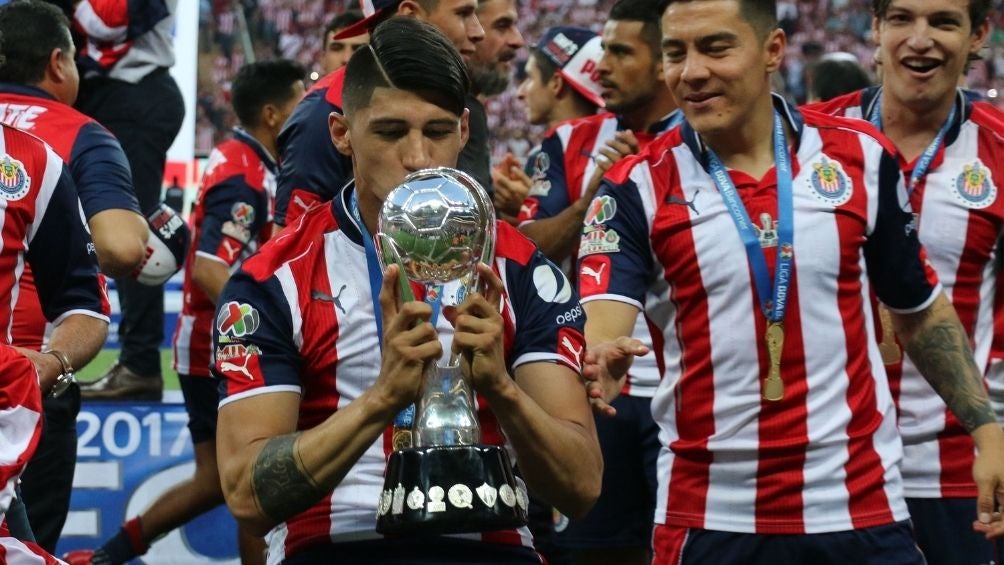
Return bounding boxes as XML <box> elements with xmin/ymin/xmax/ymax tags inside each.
<box><xmin>373</xmin><ymin>167</ymin><xmax>528</xmax><ymax>535</ymax></box>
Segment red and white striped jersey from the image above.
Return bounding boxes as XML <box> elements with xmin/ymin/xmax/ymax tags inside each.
<box><xmin>809</xmin><ymin>88</ymin><xmax>1004</xmax><ymax>498</ymax></box>
<box><xmin>0</xmin><ymin>123</ymin><xmax>107</xmax><ymax>346</ymax></box>
<box><xmin>172</xmin><ymin>129</ymin><xmax>276</xmax><ymax>377</ymax></box>
<box><xmin>577</xmin><ymin>96</ymin><xmax>941</xmax><ymax>534</ymax></box>
<box><xmin>0</xmin><ymin>345</ymin><xmax>59</xmax><ymax>565</ymax></box>
<box><xmin>518</xmin><ymin>111</ymin><xmax>682</xmax><ymax>398</ymax></box>
<box><xmin>214</xmin><ymin>184</ymin><xmax>586</xmax><ymax>562</ymax></box>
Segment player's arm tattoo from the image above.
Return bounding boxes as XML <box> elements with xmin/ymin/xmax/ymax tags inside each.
<box><xmin>251</xmin><ymin>432</ymin><xmax>326</xmax><ymax>523</ymax></box>
<box><xmin>897</xmin><ymin>299</ymin><xmax>996</xmax><ymax>433</ymax></box>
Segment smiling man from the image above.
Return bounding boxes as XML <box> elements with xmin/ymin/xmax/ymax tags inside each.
<box><xmin>579</xmin><ymin>0</ymin><xmax>1004</xmax><ymax>563</ymax></box>
<box><xmin>213</xmin><ymin>18</ymin><xmax>601</xmax><ymax>564</ymax></box>
<box><xmin>807</xmin><ymin>1</ymin><xmax>1003</xmax><ymax>563</ymax></box>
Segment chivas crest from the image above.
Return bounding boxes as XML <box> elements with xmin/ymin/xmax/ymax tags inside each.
<box><xmin>953</xmin><ymin>160</ymin><xmax>996</xmax><ymax>209</ymax></box>
<box><xmin>0</xmin><ymin>155</ymin><xmax>30</xmax><ymax>201</ymax></box>
<box><xmin>808</xmin><ymin>155</ymin><xmax>851</xmax><ymax>206</ymax></box>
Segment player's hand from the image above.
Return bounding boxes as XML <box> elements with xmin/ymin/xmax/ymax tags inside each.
<box><xmin>447</xmin><ymin>263</ymin><xmax>510</xmax><ymax>396</ymax></box>
<box><xmin>492</xmin><ymin>166</ymin><xmax>532</xmax><ymax>218</ymax></box>
<box><xmin>581</xmin><ymin>337</ymin><xmax>648</xmax><ymax>417</ymax></box>
<box><xmin>970</xmin><ymin>424</ymin><xmax>1004</xmax><ymax>539</ymax></box>
<box><xmin>584</xmin><ymin>130</ymin><xmax>640</xmax><ymax>202</ymax></box>
<box><xmin>13</xmin><ymin>347</ymin><xmax>60</xmax><ymax>394</ymax></box>
<box><xmin>374</xmin><ymin>264</ymin><xmax>442</xmax><ymax>412</ymax></box>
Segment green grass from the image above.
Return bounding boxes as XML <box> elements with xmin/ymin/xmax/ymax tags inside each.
<box><xmin>77</xmin><ymin>349</ymin><xmax>181</xmax><ymax>391</ymax></box>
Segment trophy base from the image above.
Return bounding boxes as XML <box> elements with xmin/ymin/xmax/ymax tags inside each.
<box><xmin>375</xmin><ymin>444</ymin><xmax>529</xmax><ymax>536</ymax></box>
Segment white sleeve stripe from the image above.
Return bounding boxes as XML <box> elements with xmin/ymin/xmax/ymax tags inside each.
<box><xmin>26</xmin><ymin>145</ymin><xmax>65</xmax><ymax>246</ymax></box>
<box><xmin>881</xmin><ymin>283</ymin><xmax>943</xmax><ymax>315</ymax></box>
<box><xmin>51</xmin><ymin>309</ymin><xmax>110</xmax><ymax>327</ymax></box>
<box><xmin>580</xmin><ymin>293</ymin><xmax>643</xmax><ymax>311</ymax></box>
<box><xmin>74</xmin><ymin>1</ymin><xmax>128</xmax><ymax>43</ymax></box>
<box><xmin>218</xmin><ymin>385</ymin><xmax>301</xmax><ymax>409</ymax></box>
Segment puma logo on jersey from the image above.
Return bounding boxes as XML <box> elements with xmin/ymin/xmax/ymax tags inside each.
<box><xmin>665</xmin><ymin>189</ymin><xmax>700</xmax><ymax>215</ymax></box>
<box><xmin>219</xmin><ymin>354</ymin><xmax>254</xmax><ymax>381</ymax></box>
<box><xmin>312</xmin><ymin>284</ymin><xmax>348</xmax><ymax>314</ymax></box>
<box><xmin>580</xmin><ymin>263</ymin><xmax>606</xmax><ymax>286</ymax></box>
<box><xmin>221</xmin><ymin>239</ymin><xmax>241</xmax><ymax>261</ymax></box>
<box><xmin>561</xmin><ymin>335</ymin><xmax>584</xmax><ymax>365</ymax></box>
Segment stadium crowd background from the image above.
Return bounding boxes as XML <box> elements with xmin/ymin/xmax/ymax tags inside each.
<box><xmin>195</xmin><ymin>0</ymin><xmax>1004</xmax><ymax>162</ymax></box>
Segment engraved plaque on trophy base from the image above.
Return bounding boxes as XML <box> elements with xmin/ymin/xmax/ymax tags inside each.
<box><xmin>376</xmin><ymin>444</ymin><xmax>529</xmax><ymax>536</ymax></box>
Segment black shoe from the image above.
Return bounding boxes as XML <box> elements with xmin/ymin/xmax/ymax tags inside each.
<box><xmin>79</xmin><ymin>362</ymin><xmax>163</xmax><ymax>401</ymax></box>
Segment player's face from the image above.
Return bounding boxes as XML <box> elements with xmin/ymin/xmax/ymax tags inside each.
<box><xmin>873</xmin><ymin>0</ymin><xmax>988</xmax><ymax>112</ymax></box>
<box><xmin>471</xmin><ymin>0</ymin><xmax>524</xmax><ymax>80</ymax></box>
<box><xmin>321</xmin><ymin>30</ymin><xmax>369</xmax><ymax>75</ymax></box>
<box><xmin>340</xmin><ymin>87</ymin><xmax>470</xmax><ymax>207</ymax></box>
<box><xmin>517</xmin><ymin>55</ymin><xmax>556</xmax><ymax>125</ymax></box>
<box><xmin>596</xmin><ymin>20</ymin><xmax>662</xmax><ymax>114</ymax></box>
<box><xmin>661</xmin><ymin>0</ymin><xmax>785</xmax><ymax>138</ymax></box>
<box><xmin>422</xmin><ymin>0</ymin><xmax>485</xmax><ymax>61</ymax></box>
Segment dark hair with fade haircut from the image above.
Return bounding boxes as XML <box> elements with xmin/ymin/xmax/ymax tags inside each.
<box><xmin>231</xmin><ymin>59</ymin><xmax>306</xmax><ymax>127</ymax></box>
<box><xmin>342</xmin><ymin>16</ymin><xmax>470</xmax><ymax>117</ymax></box>
<box><xmin>0</xmin><ymin>0</ymin><xmax>73</xmax><ymax>85</ymax></box>
<box><xmin>610</xmin><ymin>0</ymin><xmax>665</xmax><ymax>55</ymax></box>
<box><xmin>325</xmin><ymin>9</ymin><xmax>365</xmax><ymax>41</ymax></box>
<box><xmin>872</xmin><ymin>0</ymin><xmax>992</xmax><ymax>31</ymax></box>
<box><xmin>810</xmin><ymin>58</ymin><xmax>871</xmax><ymax>102</ymax></box>
<box><xmin>658</xmin><ymin>0</ymin><xmax>778</xmax><ymax>40</ymax></box>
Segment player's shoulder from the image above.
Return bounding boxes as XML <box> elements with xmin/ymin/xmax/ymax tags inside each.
<box><xmin>802</xmin><ymin>89</ymin><xmax>865</xmax><ymax>117</ymax></box>
<box><xmin>241</xmin><ymin>202</ymin><xmax>341</xmax><ymax>283</ymax></box>
<box><xmin>495</xmin><ymin>220</ymin><xmax>539</xmax><ymax>266</ymax></box>
<box><xmin>605</xmin><ymin>127</ymin><xmax>685</xmax><ymax>186</ymax></box>
<box><xmin>0</xmin><ymin>122</ymin><xmax>58</xmax><ymax>164</ymax></box>
<box><xmin>969</xmin><ymin>101</ymin><xmax>1004</xmax><ymax>143</ymax></box>
<box><xmin>800</xmin><ymin>106</ymin><xmax>899</xmax><ymax>157</ymax></box>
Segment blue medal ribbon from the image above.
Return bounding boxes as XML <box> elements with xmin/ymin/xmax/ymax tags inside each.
<box><xmin>706</xmin><ymin>111</ymin><xmax>794</xmax><ymax>323</ymax></box>
<box><xmin>869</xmin><ymin>89</ymin><xmax>957</xmax><ymax>194</ymax></box>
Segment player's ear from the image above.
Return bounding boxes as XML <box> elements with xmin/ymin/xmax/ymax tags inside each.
<box><xmin>330</xmin><ymin>111</ymin><xmax>353</xmax><ymax>156</ymax></box>
<box><xmin>459</xmin><ymin>108</ymin><xmax>470</xmax><ymax>148</ymax></box>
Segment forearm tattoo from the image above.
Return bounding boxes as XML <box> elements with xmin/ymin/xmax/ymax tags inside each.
<box><xmin>251</xmin><ymin>433</ymin><xmax>326</xmax><ymax>523</ymax></box>
<box><xmin>904</xmin><ymin>315</ymin><xmax>995</xmax><ymax>433</ymax></box>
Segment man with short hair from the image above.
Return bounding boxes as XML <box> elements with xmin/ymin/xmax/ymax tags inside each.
<box><xmin>214</xmin><ymin>17</ymin><xmax>601</xmax><ymax>564</ymax></box>
<box><xmin>320</xmin><ymin>9</ymin><xmax>369</xmax><ymax>75</ymax></box>
<box><xmin>805</xmin><ymin>54</ymin><xmax>871</xmax><ymax>103</ymax></box>
<box><xmin>807</xmin><ymin>1</ymin><xmax>1003</xmax><ymax>562</ymax></box>
<box><xmin>581</xmin><ymin>0</ymin><xmax>1004</xmax><ymax>563</ymax></box>
<box><xmin>515</xmin><ymin>3</ymin><xmax>679</xmax><ymax>563</ymax></box>
<box><xmin>0</xmin><ymin>0</ymin><xmax>172</xmax><ymax>550</ymax></box>
<box><xmin>63</xmin><ymin>59</ymin><xmax>307</xmax><ymax>565</ymax></box>
<box><xmin>273</xmin><ymin>0</ymin><xmax>484</xmax><ymax>230</ymax></box>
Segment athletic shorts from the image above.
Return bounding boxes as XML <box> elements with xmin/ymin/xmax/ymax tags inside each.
<box><xmin>179</xmin><ymin>374</ymin><xmax>219</xmax><ymax>444</ymax></box>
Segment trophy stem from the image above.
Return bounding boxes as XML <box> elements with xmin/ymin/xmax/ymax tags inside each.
<box><xmin>413</xmin><ymin>364</ymin><xmax>480</xmax><ymax>447</ymax></box>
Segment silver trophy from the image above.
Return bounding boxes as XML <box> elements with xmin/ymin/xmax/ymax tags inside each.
<box><xmin>374</xmin><ymin>168</ymin><xmax>528</xmax><ymax>535</ymax></box>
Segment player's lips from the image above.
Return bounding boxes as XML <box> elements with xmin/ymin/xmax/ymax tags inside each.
<box><xmin>683</xmin><ymin>91</ymin><xmax>720</xmax><ymax>109</ymax></box>
<box><xmin>900</xmin><ymin>56</ymin><xmax>942</xmax><ymax>77</ymax></box>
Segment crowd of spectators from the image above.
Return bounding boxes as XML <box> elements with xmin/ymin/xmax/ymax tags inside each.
<box><xmin>195</xmin><ymin>0</ymin><xmax>1004</xmax><ymax>160</ymax></box>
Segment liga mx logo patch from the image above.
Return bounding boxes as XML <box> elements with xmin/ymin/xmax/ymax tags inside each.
<box><xmin>0</xmin><ymin>155</ymin><xmax>30</xmax><ymax>201</ymax></box>
<box><xmin>953</xmin><ymin>160</ymin><xmax>996</xmax><ymax>209</ymax></box>
<box><xmin>807</xmin><ymin>155</ymin><xmax>851</xmax><ymax>206</ymax></box>
<box><xmin>217</xmin><ymin>301</ymin><xmax>261</xmax><ymax>338</ymax></box>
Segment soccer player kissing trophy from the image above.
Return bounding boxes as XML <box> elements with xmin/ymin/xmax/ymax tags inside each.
<box><xmin>374</xmin><ymin>167</ymin><xmax>529</xmax><ymax>535</ymax></box>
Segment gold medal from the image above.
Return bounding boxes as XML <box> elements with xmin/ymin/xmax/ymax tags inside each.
<box><xmin>877</xmin><ymin>306</ymin><xmax>902</xmax><ymax>365</ymax></box>
<box><xmin>764</xmin><ymin>322</ymin><xmax>784</xmax><ymax>401</ymax></box>
<box><xmin>392</xmin><ymin>427</ymin><xmax>412</xmax><ymax>451</ymax></box>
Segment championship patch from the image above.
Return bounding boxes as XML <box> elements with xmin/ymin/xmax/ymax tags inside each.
<box><xmin>0</xmin><ymin>154</ymin><xmax>31</xmax><ymax>201</ymax></box>
<box><xmin>217</xmin><ymin>301</ymin><xmax>260</xmax><ymax>337</ymax></box>
<box><xmin>953</xmin><ymin>160</ymin><xmax>996</xmax><ymax>209</ymax></box>
<box><xmin>806</xmin><ymin>155</ymin><xmax>851</xmax><ymax>206</ymax></box>
<box><xmin>231</xmin><ymin>202</ymin><xmax>255</xmax><ymax>226</ymax></box>
<box><xmin>221</xmin><ymin>220</ymin><xmax>251</xmax><ymax>243</ymax></box>
<box><xmin>579</xmin><ymin>224</ymin><xmax>620</xmax><ymax>256</ymax></box>
<box><xmin>532</xmin><ymin>264</ymin><xmax>573</xmax><ymax>304</ymax></box>
<box><xmin>531</xmin><ymin>151</ymin><xmax>550</xmax><ymax>179</ymax></box>
<box><xmin>584</xmin><ymin>195</ymin><xmax>617</xmax><ymax>225</ymax></box>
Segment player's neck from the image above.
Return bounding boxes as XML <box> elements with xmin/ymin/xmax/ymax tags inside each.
<box><xmin>619</xmin><ymin>89</ymin><xmax>677</xmax><ymax>133</ymax></box>
<box><xmin>244</xmin><ymin>124</ymin><xmax>279</xmax><ymax>161</ymax></box>
<box><xmin>549</xmin><ymin>97</ymin><xmax>597</xmax><ymax>126</ymax></box>
<box><xmin>878</xmin><ymin>88</ymin><xmax>956</xmax><ymax>162</ymax></box>
<box><xmin>354</xmin><ymin>186</ymin><xmax>380</xmax><ymax>236</ymax></box>
<box><xmin>703</xmin><ymin>97</ymin><xmax>781</xmax><ymax>181</ymax></box>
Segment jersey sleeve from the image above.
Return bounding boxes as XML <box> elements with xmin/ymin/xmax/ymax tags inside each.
<box><xmin>274</xmin><ymin>93</ymin><xmax>351</xmax><ymax>227</ymax></box>
<box><xmin>197</xmin><ymin>176</ymin><xmax>268</xmax><ymax>267</ymax></box>
<box><xmin>0</xmin><ymin>346</ymin><xmax>42</xmax><ymax>516</ymax></box>
<box><xmin>517</xmin><ymin>134</ymin><xmax>570</xmax><ymax>225</ymax></box>
<box><xmin>26</xmin><ymin>165</ymin><xmax>106</xmax><ymax>323</ymax></box>
<box><xmin>213</xmin><ymin>271</ymin><xmax>304</xmax><ymax>405</ymax></box>
<box><xmin>575</xmin><ymin>176</ymin><xmax>652</xmax><ymax>310</ymax></box>
<box><xmin>506</xmin><ymin>251</ymin><xmax>586</xmax><ymax>373</ymax></box>
<box><xmin>69</xmin><ymin>121</ymin><xmax>141</xmax><ymax>217</ymax></box>
<box><xmin>74</xmin><ymin>0</ymin><xmax>169</xmax><ymax>43</ymax></box>
<box><xmin>864</xmin><ymin>150</ymin><xmax>941</xmax><ymax>313</ymax></box>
